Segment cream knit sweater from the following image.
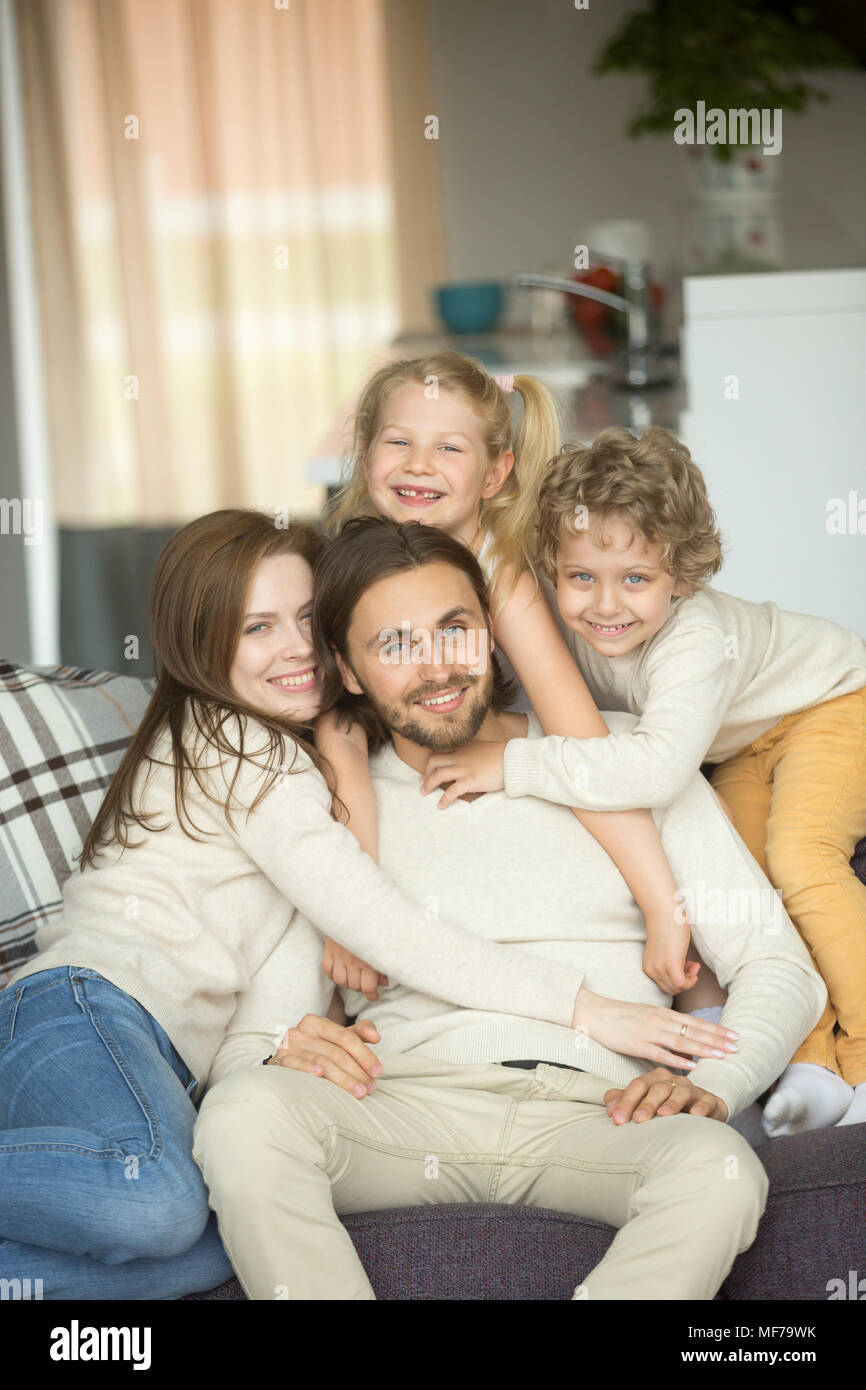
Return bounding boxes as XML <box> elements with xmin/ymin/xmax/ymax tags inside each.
<box><xmin>10</xmin><ymin>710</ymin><xmax>586</xmax><ymax>1097</ymax></box>
<box><xmin>504</xmin><ymin>585</ymin><xmax>866</xmax><ymax>811</ymax></box>
<box><xmin>209</xmin><ymin>711</ymin><xmax>827</xmax><ymax>1121</ymax></box>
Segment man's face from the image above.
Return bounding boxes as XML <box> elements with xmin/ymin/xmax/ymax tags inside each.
<box><xmin>335</xmin><ymin>561</ymin><xmax>495</xmax><ymax>752</ymax></box>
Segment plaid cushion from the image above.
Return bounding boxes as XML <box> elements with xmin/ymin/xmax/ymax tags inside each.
<box><xmin>0</xmin><ymin>660</ymin><xmax>155</xmax><ymax>984</ymax></box>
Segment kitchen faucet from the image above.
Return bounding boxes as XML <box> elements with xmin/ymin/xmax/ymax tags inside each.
<box><xmin>509</xmin><ymin>262</ymin><xmax>674</xmax><ymax>389</ymax></box>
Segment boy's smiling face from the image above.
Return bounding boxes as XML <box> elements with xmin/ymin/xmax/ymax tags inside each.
<box><xmin>555</xmin><ymin>512</ymin><xmax>682</xmax><ymax>656</ymax></box>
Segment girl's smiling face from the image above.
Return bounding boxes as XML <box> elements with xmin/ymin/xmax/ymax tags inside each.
<box><xmin>363</xmin><ymin>382</ymin><xmax>513</xmax><ymax>547</ymax></box>
<box><xmin>228</xmin><ymin>552</ymin><xmax>322</xmax><ymax>721</ymax></box>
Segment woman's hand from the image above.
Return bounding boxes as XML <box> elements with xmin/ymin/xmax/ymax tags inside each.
<box><xmin>642</xmin><ymin>916</ymin><xmax>701</xmax><ymax>996</ymax></box>
<box><xmin>604</xmin><ymin>1068</ymin><xmax>729</xmax><ymax>1124</ymax></box>
<box><xmin>270</xmin><ymin>1014</ymin><xmax>383</xmax><ymax>1099</ymax></box>
<box><xmin>321</xmin><ymin>938</ymin><xmax>388</xmax><ymax>1000</ymax></box>
<box><xmin>573</xmin><ymin>988</ymin><xmax>738</xmax><ymax>1070</ymax></box>
<box><xmin>420</xmin><ymin>740</ymin><xmax>507</xmax><ymax>808</ymax></box>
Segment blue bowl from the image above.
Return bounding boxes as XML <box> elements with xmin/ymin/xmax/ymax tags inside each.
<box><xmin>434</xmin><ymin>281</ymin><xmax>503</xmax><ymax>334</ymax></box>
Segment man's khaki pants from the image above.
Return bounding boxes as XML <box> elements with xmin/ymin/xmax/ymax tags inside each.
<box><xmin>192</xmin><ymin>1046</ymin><xmax>770</xmax><ymax>1301</ymax></box>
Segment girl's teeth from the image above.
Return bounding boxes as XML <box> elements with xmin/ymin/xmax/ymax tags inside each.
<box><xmin>397</xmin><ymin>488</ymin><xmax>441</xmax><ymax>499</ymax></box>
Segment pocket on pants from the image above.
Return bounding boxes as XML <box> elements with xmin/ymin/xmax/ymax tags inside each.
<box><xmin>0</xmin><ymin>985</ymin><xmax>24</xmax><ymax>1055</ymax></box>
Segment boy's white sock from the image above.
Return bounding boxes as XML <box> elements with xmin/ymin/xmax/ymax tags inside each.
<box><xmin>762</xmin><ymin>1062</ymin><xmax>853</xmax><ymax>1138</ymax></box>
<box><xmin>836</xmin><ymin>1081</ymin><xmax>866</xmax><ymax>1127</ymax></box>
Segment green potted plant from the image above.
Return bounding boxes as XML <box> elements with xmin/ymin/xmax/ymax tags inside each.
<box><xmin>595</xmin><ymin>0</ymin><xmax>858</xmax><ymax>271</ymax></box>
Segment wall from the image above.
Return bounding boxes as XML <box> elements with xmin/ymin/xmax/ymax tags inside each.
<box><xmin>0</xmin><ymin>155</ymin><xmax>30</xmax><ymax>665</ymax></box>
<box><xmin>425</xmin><ymin>0</ymin><xmax>866</xmax><ymax>307</ymax></box>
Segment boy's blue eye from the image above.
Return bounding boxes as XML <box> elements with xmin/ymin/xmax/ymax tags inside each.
<box><xmin>624</xmin><ymin>575</ymin><xmax>647</xmax><ymax>585</ymax></box>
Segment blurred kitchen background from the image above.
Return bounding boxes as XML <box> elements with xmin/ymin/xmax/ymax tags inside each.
<box><xmin>1</xmin><ymin>0</ymin><xmax>864</xmax><ymax>676</ymax></box>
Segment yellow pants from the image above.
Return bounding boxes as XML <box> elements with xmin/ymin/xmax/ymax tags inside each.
<box><xmin>710</xmin><ymin>686</ymin><xmax>866</xmax><ymax>1086</ymax></box>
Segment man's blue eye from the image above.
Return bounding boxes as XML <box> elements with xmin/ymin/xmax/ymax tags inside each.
<box><xmin>442</xmin><ymin>624</ymin><xmax>463</xmax><ymax>636</ymax></box>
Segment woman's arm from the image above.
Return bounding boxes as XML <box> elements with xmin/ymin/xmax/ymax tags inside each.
<box><xmin>215</xmin><ymin>732</ymin><xmax>588</xmax><ymax>1029</ymax></box>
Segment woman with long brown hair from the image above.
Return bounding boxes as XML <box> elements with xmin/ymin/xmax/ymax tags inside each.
<box><xmin>0</xmin><ymin>508</ymin><xmax>586</xmax><ymax>1299</ymax></box>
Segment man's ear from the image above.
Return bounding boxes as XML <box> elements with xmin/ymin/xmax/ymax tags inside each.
<box><xmin>334</xmin><ymin>646</ymin><xmax>363</xmax><ymax>696</ymax></box>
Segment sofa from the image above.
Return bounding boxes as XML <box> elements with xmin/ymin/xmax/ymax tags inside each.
<box><xmin>2</xmin><ymin>659</ymin><xmax>864</xmax><ymax>1301</ymax></box>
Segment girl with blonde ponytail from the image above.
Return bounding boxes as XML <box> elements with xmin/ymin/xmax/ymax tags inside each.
<box><xmin>319</xmin><ymin>351</ymin><xmax>700</xmax><ymax>1003</ymax></box>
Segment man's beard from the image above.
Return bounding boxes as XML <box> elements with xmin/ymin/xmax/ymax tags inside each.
<box><xmin>354</xmin><ymin>665</ymin><xmax>494</xmax><ymax>752</ymax></box>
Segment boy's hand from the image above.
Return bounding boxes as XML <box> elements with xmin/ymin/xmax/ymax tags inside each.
<box><xmin>420</xmin><ymin>740</ymin><xmax>507</xmax><ymax>808</ymax></box>
<box><xmin>321</xmin><ymin>938</ymin><xmax>388</xmax><ymax>1001</ymax></box>
<box><xmin>271</xmin><ymin>1015</ymin><xmax>383</xmax><ymax>1099</ymax></box>
<box><xmin>643</xmin><ymin>916</ymin><xmax>700</xmax><ymax>996</ymax></box>
<box><xmin>604</xmin><ymin>1068</ymin><xmax>728</xmax><ymax>1124</ymax></box>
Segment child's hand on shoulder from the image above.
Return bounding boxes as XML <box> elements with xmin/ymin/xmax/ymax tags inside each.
<box><xmin>314</xmin><ymin>706</ymin><xmax>368</xmax><ymax>757</ymax></box>
<box><xmin>420</xmin><ymin>740</ymin><xmax>507</xmax><ymax>808</ymax></box>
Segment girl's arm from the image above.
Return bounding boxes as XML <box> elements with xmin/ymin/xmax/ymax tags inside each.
<box><xmin>314</xmin><ymin>708</ymin><xmax>386</xmax><ymax>999</ymax></box>
<box><xmin>490</xmin><ymin>569</ymin><xmax>698</xmax><ymax>995</ymax></box>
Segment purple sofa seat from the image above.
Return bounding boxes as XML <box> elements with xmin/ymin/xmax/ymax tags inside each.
<box><xmin>184</xmin><ymin>1119</ymin><xmax>866</xmax><ymax>1301</ymax></box>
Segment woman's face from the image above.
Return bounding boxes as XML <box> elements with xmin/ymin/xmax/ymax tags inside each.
<box><xmin>228</xmin><ymin>552</ymin><xmax>321</xmax><ymax>722</ymax></box>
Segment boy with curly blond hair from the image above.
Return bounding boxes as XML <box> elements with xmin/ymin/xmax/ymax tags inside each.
<box><xmin>424</xmin><ymin>427</ymin><xmax>866</xmax><ymax>1139</ymax></box>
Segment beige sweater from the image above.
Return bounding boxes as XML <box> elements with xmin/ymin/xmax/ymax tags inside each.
<box><xmin>11</xmin><ymin>709</ymin><xmax>586</xmax><ymax>1098</ymax></box>
<box><xmin>504</xmin><ymin>585</ymin><xmax>866</xmax><ymax>810</ymax></box>
<box><xmin>209</xmin><ymin>710</ymin><xmax>827</xmax><ymax>1122</ymax></box>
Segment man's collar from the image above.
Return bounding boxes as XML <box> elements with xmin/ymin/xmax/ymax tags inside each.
<box><xmin>369</xmin><ymin>709</ymin><xmax>539</xmax><ymax>783</ymax></box>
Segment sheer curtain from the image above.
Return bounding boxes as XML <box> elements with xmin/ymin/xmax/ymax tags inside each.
<box><xmin>13</xmin><ymin>0</ymin><xmax>445</xmax><ymax>669</ymax></box>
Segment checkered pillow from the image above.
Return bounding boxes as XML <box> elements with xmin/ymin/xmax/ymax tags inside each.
<box><xmin>0</xmin><ymin>661</ymin><xmax>155</xmax><ymax>984</ymax></box>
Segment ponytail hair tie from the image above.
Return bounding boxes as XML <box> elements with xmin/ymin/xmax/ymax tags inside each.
<box><xmin>493</xmin><ymin>373</ymin><xmax>515</xmax><ymax>394</ymax></box>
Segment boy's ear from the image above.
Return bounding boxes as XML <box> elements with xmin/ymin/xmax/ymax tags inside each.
<box><xmin>334</xmin><ymin>646</ymin><xmax>363</xmax><ymax>696</ymax></box>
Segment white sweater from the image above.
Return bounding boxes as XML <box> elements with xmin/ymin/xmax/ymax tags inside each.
<box><xmin>10</xmin><ymin>709</ymin><xmax>586</xmax><ymax>1098</ymax></box>
<box><xmin>503</xmin><ymin>585</ymin><xmax>866</xmax><ymax>811</ymax></box>
<box><xmin>209</xmin><ymin>710</ymin><xmax>827</xmax><ymax>1122</ymax></box>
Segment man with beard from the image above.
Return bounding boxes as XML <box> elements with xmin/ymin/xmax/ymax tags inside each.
<box><xmin>192</xmin><ymin>517</ymin><xmax>825</xmax><ymax>1301</ymax></box>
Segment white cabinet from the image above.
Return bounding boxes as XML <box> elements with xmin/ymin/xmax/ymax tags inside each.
<box><xmin>679</xmin><ymin>269</ymin><xmax>866</xmax><ymax>635</ymax></box>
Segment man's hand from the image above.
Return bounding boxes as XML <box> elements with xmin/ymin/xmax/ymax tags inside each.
<box><xmin>270</xmin><ymin>1014</ymin><xmax>383</xmax><ymax>1099</ymax></box>
<box><xmin>321</xmin><ymin>938</ymin><xmax>388</xmax><ymax>1000</ymax></box>
<box><xmin>604</xmin><ymin>1068</ymin><xmax>729</xmax><ymax>1124</ymax></box>
<box><xmin>420</xmin><ymin>740</ymin><xmax>507</xmax><ymax>808</ymax></box>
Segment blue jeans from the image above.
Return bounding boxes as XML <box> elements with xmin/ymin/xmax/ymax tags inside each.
<box><xmin>0</xmin><ymin>966</ymin><xmax>234</xmax><ymax>1299</ymax></box>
